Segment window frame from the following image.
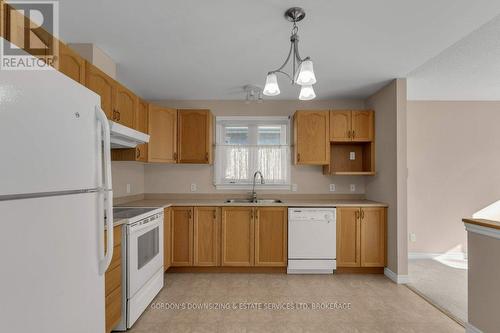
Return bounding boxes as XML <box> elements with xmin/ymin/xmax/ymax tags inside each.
<box><xmin>214</xmin><ymin>116</ymin><xmax>291</xmax><ymax>190</ymax></box>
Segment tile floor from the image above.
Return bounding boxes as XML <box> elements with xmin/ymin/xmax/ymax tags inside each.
<box><xmin>129</xmin><ymin>273</ymin><xmax>463</xmax><ymax>333</ymax></box>
<box><xmin>408</xmin><ymin>258</ymin><xmax>467</xmax><ymax>324</ymax></box>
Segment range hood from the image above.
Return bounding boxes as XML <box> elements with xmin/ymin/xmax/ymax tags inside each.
<box><xmin>109</xmin><ymin>121</ymin><xmax>149</xmax><ymax>148</ymax></box>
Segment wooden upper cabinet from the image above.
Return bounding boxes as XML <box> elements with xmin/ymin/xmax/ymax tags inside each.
<box><xmin>221</xmin><ymin>207</ymin><xmax>254</xmax><ymax>266</ymax></box>
<box><xmin>293</xmin><ymin>110</ymin><xmax>330</xmax><ymax>165</ymax></box>
<box><xmin>329</xmin><ymin>111</ymin><xmax>351</xmax><ymax>142</ymax></box>
<box><xmin>114</xmin><ymin>84</ymin><xmax>137</xmax><ymax>128</ymax></box>
<box><xmin>193</xmin><ymin>207</ymin><xmax>220</xmax><ymax>266</ymax></box>
<box><xmin>148</xmin><ymin>105</ymin><xmax>177</xmax><ymax>163</ymax></box>
<box><xmin>330</xmin><ymin>110</ymin><xmax>374</xmax><ymax>142</ymax></box>
<box><xmin>337</xmin><ymin>207</ymin><xmax>361</xmax><ymax>267</ymax></box>
<box><xmin>171</xmin><ymin>207</ymin><xmax>193</xmax><ymax>266</ymax></box>
<box><xmin>360</xmin><ymin>207</ymin><xmax>386</xmax><ymax>267</ymax></box>
<box><xmin>351</xmin><ymin>110</ymin><xmax>374</xmax><ymax>142</ymax></box>
<box><xmin>254</xmin><ymin>207</ymin><xmax>287</xmax><ymax>267</ymax></box>
<box><xmin>163</xmin><ymin>207</ymin><xmax>172</xmax><ymax>272</ymax></box>
<box><xmin>177</xmin><ymin>109</ymin><xmax>213</xmax><ymax>164</ymax></box>
<box><xmin>57</xmin><ymin>42</ymin><xmax>85</xmax><ymax>84</ymax></box>
<box><xmin>85</xmin><ymin>63</ymin><xmax>115</xmax><ymax>119</ymax></box>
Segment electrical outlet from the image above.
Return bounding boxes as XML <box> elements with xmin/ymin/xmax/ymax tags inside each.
<box><xmin>126</xmin><ymin>184</ymin><xmax>131</xmax><ymax>194</ymax></box>
<box><xmin>409</xmin><ymin>233</ymin><xmax>417</xmax><ymax>242</ymax></box>
<box><xmin>329</xmin><ymin>184</ymin><xmax>336</xmax><ymax>192</ymax></box>
<box><xmin>190</xmin><ymin>183</ymin><xmax>197</xmax><ymax>192</ymax></box>
<box><xmin>350</xmin><ymin>184</ymin><xmax>356</xmax><ymax>192</ymax></box>
<box><xmin>349</xmin><ymin>151</ymin><xmax>356</xmax><ymax>160</ymax></box>
<box><xmin>291</xmin><ymin>184</ymin><xmax>298</xmax><ymax>192</ymax></box>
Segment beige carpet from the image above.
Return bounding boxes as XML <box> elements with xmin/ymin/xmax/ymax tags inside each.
<box><xmin>408</xmin><ymin>258</ymin><xmax>467</xmax><ymax>325</ymax></box>
<box><xmin>128</xmin><ymin>273</ymin><xmax>463</xmax><ymax>332</ymax></box>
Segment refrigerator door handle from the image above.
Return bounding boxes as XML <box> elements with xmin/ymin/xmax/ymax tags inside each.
<box><xmin>96</xmin><ymin>106</ymin><xmax>114</xmax><ymax>275</ymax></box>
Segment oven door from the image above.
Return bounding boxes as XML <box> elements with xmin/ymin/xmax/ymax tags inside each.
<box><xmin>127</xmin><ymin>214</ymin><xmax>164</xmax><ymax>298</ymax></box>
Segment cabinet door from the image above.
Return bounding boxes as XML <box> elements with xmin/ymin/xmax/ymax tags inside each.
<box><xmin>171</xmin><ymin>207</ymin><xmax>193</xmax><ymax>266</ymax></box>
<box><xmin>294</xmin><ymin>111</ymin><xmax>330</xmax><ymax>165</ymax></box>
<box><xmin>337</xmin><ymin>207</ymin><xmax>361</xmax><ymax>267</ymax></box>
<box><xmin>329</xmin><ymin>110</ymin><xmax>351</xmax><ymax>142</ymax></box>
<box><xmin>254</xmin><ymin>207</ymin><xmax>287</xmax><ymax>267</ymax></box>
<box><xmin>351</xmin><ymin>110</ymin><xmax>374</xmax><ymax>142</ymax></box>
<box><xmin>114</xmin><ymin>84</ymin><xmax>137</xmax><ymax>128</ymax></box>
<box><xmin>193</xmin><ymin>207</ymin><xmax>220</xmax><ymax>266</ymax></box>
<box><xmin>135</xmin><ymin>99</ymin><xmax>148</xmax><ymax>162</ymax></box>
<box><xmin>57</xmin><ymin>42</ymin><xmax>85</xmax><ymax>84</ymax></box>
<box><xmin>221</xmin><ymin>207</ymin><xmax>254</xmax><ymax>266</ymax></box>
<box><xmin>177</xmin><ymin>109</ymin><xmax>212</xmax><ymax>164</ymax></box>
<box><xmin>163</xmin><ymin>207</ymin><xmax>172</xmax><ymax>271</ymax></box>
<box><xmin>148</xmin><ymin>105</ymin><xmax>177</xmax><ymax>163</ymax></box>
<box><xmin>85</xmin><ymin>63</ymin><xmax>115</xmax><ymax>119</ymax></box>
<box><xmin>360</xmin><ymin>207</ymin><xmax>386</xmax><ymax>267</ymax></box>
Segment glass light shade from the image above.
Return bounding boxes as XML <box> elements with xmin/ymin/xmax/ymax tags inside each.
<box><xmin>263</xmin><ymin>73</ymin><xmax>280</xmax><ymax>96</ymax></box>
<box><xmin>299</xmin><ymin>85</ymin><xmax>316</xmax><ymax>100</ymax></box>
<box><xmin>296</xmin><ymin>60</ymin><xmax>317</xmax><ymax>85</ymax></box>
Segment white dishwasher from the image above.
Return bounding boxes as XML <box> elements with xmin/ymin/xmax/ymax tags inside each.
<box><xmin>288</xmin><ymin>208</ymin><xmax>336</xmax><ymax>274</ymax></box>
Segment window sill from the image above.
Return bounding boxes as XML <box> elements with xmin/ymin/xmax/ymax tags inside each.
<box><xmin>215</xmin><ymin>184</ymin><xmax>291</xmax><ymax>191</ymax></box>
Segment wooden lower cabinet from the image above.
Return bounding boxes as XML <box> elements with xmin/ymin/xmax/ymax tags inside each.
<box><xmin>163</xmin><ymin>207</ymin><xmax>172</xmax><ymax>271</ymax></box>
<box><xmin>254</xmin><ymin>207</ymin><xmax>287</xmax><ymax>266</ymax></box>
<box><xmin>171</xmin><ymin>207</ymin><xmax>193</xmax><ymax>266</ymax></box>
<box><xmin>104</xmin><ymin>225</ymin><xmax>122</xmax><ymax>333</ymax></box>
<box><xmin>337</xmin><ymin>207</ymin><xmax>386</xmax><ymax>268</ymax></box>
<box><xmin>221</xmin><ymin>207</ymin><xmax>255</xmax><ymax>266</ymax></box>
<box><xmin>193</xmin><ymin>207</ymin><xmax>220</xmax><ymax>266</ymax></box>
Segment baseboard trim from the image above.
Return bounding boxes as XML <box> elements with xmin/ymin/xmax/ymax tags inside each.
<box><xmin>384</xmin><ymin>267</ymin><xmax>409</xmax><ymax>284</ymax></box>
<box><xmin>408</xmin><ymin>252</ymin><xmax>467</xmax><ymax>261</ymax></box>
<box><xmin>465</xmin><ymin>323</ymin><xmax>483</xmax><ymax>333</ymax></box>
<box><xmin>336</xmin><ymin>267</ymin><xmax>384</xmax><ymax>274</ymax></box>
<box><xmin>167</xmin><ymin>266</ymin><xmax>287</xmax><ymax>273</ymax></box>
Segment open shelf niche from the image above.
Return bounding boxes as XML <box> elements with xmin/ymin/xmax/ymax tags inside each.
<box><xmin>322</xmin><ymin>141</ymin><xmax>375</xmax><ymax>176</ymax></box>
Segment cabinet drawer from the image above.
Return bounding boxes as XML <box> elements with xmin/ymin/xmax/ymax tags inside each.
<box><xmin>105</xmin><ymin>264</ymin><xmax>121</xmax><ymax>296</ymax></box>
<box><xmin>105</xmin><ymin>286</ymin><xmax>122</xmax><ymax>333</ymax></box>
<box><xmin>108</xmin><ymin>244</ymin><xmax>121</xmax><ymax>271</ymax></box>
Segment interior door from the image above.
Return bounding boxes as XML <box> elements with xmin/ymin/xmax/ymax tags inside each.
<box><xmin>193</xmin><ymin>207</ymin><xmax>220</xmax><ymax>266</ymax></box>
<box><xmin>337</xmin><ymin>207</ymin><xmax>361</xmax><ymax>267</ymax></box>
<box><xmin>148</xmin><ymin>105</ymin><xmax>177</xmax><ymax>163</ymax></box>
<box><xmin>171</xmin><ymin>207</ymin><xmax>193</xmax><ymax>266</ymax></box>
<box><xmin>351</xmin><ymin>110</ymin><xmax>374</xmax><ymax>142</ymax></box>
<box><xmin>255</xmin><ymin>207</ymin><xmax>287</xmax><ymax>266</ymax></box>
<box><xmin>360</xmin><ymin>207</ymin><xmax>386</xmax><ymax>267</ymax></box>
<box><xmin>221</xmin><ymin>207</ymin><xmax>254</xmax><ymax>266</ymax></box>
<box><xmin>329</xmin><ymin>110</ymin><xmax>352</xmax><ymax>141</ymax></box>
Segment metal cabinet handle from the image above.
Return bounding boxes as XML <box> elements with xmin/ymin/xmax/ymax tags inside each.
<box><xmin>297</xmin><ymin>153</ymin><xmax>300</xmax><ymax>162</ymax></box>
<box><xmin>355</xmin><ymin>210</ymin><xmax>360</xmax><ymax>220</ymax></box>
<box><xmin>361</xmin><ymin>209</ymin><xmax>364</xmax><ymax>219</ymax></box>
<box><xmin>136</xmin><ymin>148</ymin><xmax>141</xmax><ymax>159</ymax></box>
<box><xmin>188</xmin><ymin>209</ymin><xmax>192</xmax><ymax>220</ymax></box>
<box><xmin>352</xmin><ymin>130</ymin><xmax>355</xmax><ymax>139</ymax></box>
<box><xmin>213</xmin><ymin>210</ymin><xmax>216</xmax><ymax>220</ymax></box>
<box><xmin>117</xmin><ymin>111</ymin><xmax>121</xmax><ymax>121</ymax></box>
<box><xmin>205</xmin><ymin>152</ymin><xmax>209</xmax><ymax>161</ymax></box>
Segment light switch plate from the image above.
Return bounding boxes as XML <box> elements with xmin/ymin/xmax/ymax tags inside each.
<box><xmin>350</xmin><ymin>184</ymin><xmax>356</xmax><ymax>192</ymax></box>
<box><xmin>291</xmin><ymin>184</ymin><xmax>298</xmax><ymax>192</ymax></box>
<box><xmin>410</xmin><ymin>233</ymin><xmax>417</xmax><ymax>242</ymax></box>
<box><xmin>126</xmin><ymin>184</ymin><xmax>131</xmax><ymax>194</ymax></box>
<box><xmin>329</xmin><ymin>184</ymin><xmax>336</xmax><ymax>192</ymax></box>
<box><xmin>190</xmin><ymin>183</ymin><xmax>197</xmax><ymax>192</ymax></box>
<box><xmin>349</xmin><ymin>152</ymin><xmax>356</xmax><ymax>160</ymax></box>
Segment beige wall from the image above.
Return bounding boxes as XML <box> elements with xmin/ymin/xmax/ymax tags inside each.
<box><xmin>468</xmin><ymin>231</ymin><xmax>500</xmax><ymax>332</ymax></box>
<box><xmin>144</xmin><ymin>99</ymin><xmax>367</xmax><ymax>195</ymax></box>
<box><xmin>112</xmin><ymin>162</ymin><xmax>144</xmax><ymax>198</ymax></box>
<box><xmin>407</xmin><ymin>101</ymin><xmax>500</xmax><ymax>254</ymax></box>
<box><xmin>365</xmin><ymin>79</ymin><xmax>408</xmax><ymax>276</ymax></box>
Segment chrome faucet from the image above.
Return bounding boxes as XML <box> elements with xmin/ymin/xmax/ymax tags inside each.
<box><xmin>251</xmin><ymin>171</ymin><xmax>265</xmax><ymax>202</ymax></box>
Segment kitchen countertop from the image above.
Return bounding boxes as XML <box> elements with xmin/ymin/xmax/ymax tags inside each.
<box><xmin>463</xmin><ymin>218</ymin><xmax>500</xmax><ymax>230</ymax></box>
<box><xmin>116</xmin><ymin>198</ymin><xmax>388</xmax><ymax>209</ymax></box>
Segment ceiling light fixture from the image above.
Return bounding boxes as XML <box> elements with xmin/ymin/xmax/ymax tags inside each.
<box><xmin>263</xmin><ymin>7</ymin><xmax>317</xmax><ymax>100</ymax></box>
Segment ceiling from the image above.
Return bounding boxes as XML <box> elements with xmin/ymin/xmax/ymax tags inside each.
<box><xmin>407</xmin><ymin>14</ymin><xmax>500</xmax><ymax>100</ymax></box>
<box><xmin>58</xmin><ymin>0</ymin><xmax>500</xmax><ymax>100</ymax></box>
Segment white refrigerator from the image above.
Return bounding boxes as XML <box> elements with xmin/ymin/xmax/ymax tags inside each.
<box><xmin>0</xmin><ymin>68</ymin><xmax>114</xmax><ymax>332</ymax></box>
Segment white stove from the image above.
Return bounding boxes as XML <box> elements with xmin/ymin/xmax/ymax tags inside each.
<box><xmin>113</xmin><ymin>207</ymin><xmax>164</xmax><ymax>331</ymax></box>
